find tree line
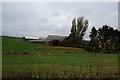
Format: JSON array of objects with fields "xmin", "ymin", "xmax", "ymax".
[
  {"xmin": 89, "ymin": 25, "xmax": 120, "ymax": 52},
  {"xmin": 62, "ymin": 16, "xmax": 120, "ymax": 53}
]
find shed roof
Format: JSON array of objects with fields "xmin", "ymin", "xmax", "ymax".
[
  {"xmin": 46, "ymin": 35, "xmax": 67, "ymax": 41},
  {"xmin": 24, "ymin": 36, "xmax": 40, "ymax": 40},
  {"xmin": 29, "ymin": 40, "xmax": 51, "ymax": 42}
]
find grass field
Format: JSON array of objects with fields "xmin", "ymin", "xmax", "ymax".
[
  {"xmin": 2, "ymin": 36, "xmax": 86, "ymax": 53},
  {"xmin": 2, "ymin": 36, "xmax": 47, "ymax": 52},
  {"xmin": 2, "ymin": 36, "xmax": 118, "ymax": 78}
]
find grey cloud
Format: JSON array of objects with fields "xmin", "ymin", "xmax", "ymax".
[{"xmin": 2, "ymin": 2, "xmax": 118, "ymax": 40}]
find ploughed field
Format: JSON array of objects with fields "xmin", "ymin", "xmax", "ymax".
[{"xmin": 2, "ymin": 36, "xmax": 118, "ymax": 78}]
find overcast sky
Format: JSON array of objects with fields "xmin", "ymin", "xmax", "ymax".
[{"xmin": 2, "ymin": 2, "xmax": 118, "ymax": 40}]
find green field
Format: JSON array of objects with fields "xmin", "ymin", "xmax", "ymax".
[
  {"xmin": 2, "ymin": 36, "xmax": 118, "ymax": 78},
  {"xmin": 2, "ymin": 36, "xmax": 47, "ymax": 52},
  {"xmin": 2, "ymin": 36, "xmax": 86, "ymax": 53}
]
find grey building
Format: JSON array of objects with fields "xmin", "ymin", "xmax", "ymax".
[{"xmin": 23, "ymin": 35, "xmax": 67, "ymax": 46}]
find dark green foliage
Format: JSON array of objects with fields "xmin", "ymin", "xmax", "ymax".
[
  {"xmin": 70, "ymin": 18, "xmax": 77, "ymax": 43},
  {"xmin": 89, "ymin": 25, "xmax": 120, "ymax": 52},
  {"xmin": 71, "ymin": 44, "xmax": 92, "ymax": 52},
  {"xmin": 89, "ymin": 27, "xmax": 99, "ymax": 52},
  {"xmin": 66, "ymin": 17, "xmax": 88, "ymax": 44},
  {"xmin": 51, "ymin": 40, "xmax": 61, "ymax": 46},
  {"xmin": 89, "ymin": 27, "xmax": 97, "ymax": 41},
  {"xmin": 88, "ymin": 39, "xmax": 100, "ymax": 52},
  {"xmin": 76, "ymin": 17, "xmax": 88, "ymax": 40},
  {"xmin": 62, "ymin": 17, "xmax": 89, "ymax": 49}
]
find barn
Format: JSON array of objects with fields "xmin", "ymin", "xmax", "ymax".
[
  {"xmin": 46, "ymin": 35, "xmax": 67, "ymax": 46},
  {"xmin": 23, "ymin": 36, "xmax": 40, "ymax": 41},
  {"xmin": 23, "ymin": 35, "xmax": 67, "ymax": 46},
  {"xmin": 46, "ymin": 35, "xmax": 66, "ymax": 41}
]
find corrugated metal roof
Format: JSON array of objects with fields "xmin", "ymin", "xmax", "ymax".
[
  {"xmin": 29, "ymin": 40, "xmax": 51, "ymax": 42},
  {"xmin": 46, "ymin": 35, "xmax": 67, "ymax": 41},
  {"xmin": 24, "ymin": 36, "xmax": 40, "ymax": 39}
]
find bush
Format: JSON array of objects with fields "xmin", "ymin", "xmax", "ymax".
[
  {"xmin": 61, "ymin": 40, "xmax": 93, "ymax": 52},
  {"xmin": 71, "ymin": 44, "xmax": 93, "ymax": 52}
]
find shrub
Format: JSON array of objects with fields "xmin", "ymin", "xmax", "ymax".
[{"xmin": 71, "ymin": 44, "xmax": 93, "ymax": 52}]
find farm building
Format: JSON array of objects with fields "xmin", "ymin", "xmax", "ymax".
[
  {"xmin": 46, "ymin": 35, "xmax": 67, "ymax": 46},
  {"xmin": 23, "ymin": 35, "xmax": 67, "ymax": 46},
  {"xmin": 28, "ymin": 39, "xmax": 51, "ymax": 44},
  {"xmin": 23, "ymin": 36, "xmax": 47, "ymax": 44},
  {"xmin": 23, "ymin": 36, "xmax": 41, "ymax": 40},
  {"xmin": 46, "ymin": 35, "xmax": 67, "ymax": 41}
]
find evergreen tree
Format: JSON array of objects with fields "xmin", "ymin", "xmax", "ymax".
[
  {"xmin": 89, "ymin": 27, "xmax": 97, "ymax": 41},
  {"xmin": 89, "ymin": 27, "xmax": 99, "ymax": 52},
  {"xmin": 89, "ymin": 25, "xmax": 120, "ymax": 52}
]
